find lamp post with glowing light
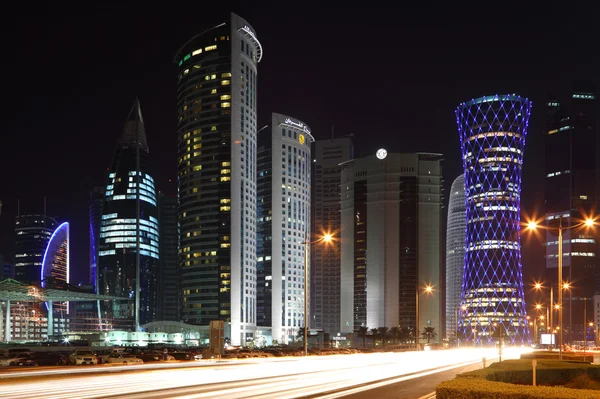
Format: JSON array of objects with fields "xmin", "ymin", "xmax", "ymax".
[
  {"xmin": 416, "ymin": 284, "xmax": 434, "ymax": 351},
  {"xmin": 456, "ymin": 304, "xmax": 467, "ymax": 346},
  {"xmin": 526, "ymin": 217, "xmax": 595, "ymax": 360},
  {"xmin": 302, "ymin": 232, "xmax": 332, "ymax": 356}
]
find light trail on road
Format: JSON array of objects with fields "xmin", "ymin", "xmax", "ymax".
[{"xmin": 0, "ymin": 347, "xmax": 529, "ymax": 399}]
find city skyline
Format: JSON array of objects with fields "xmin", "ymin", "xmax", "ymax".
[{"xmin": 1, "ymin": 3, "xmax": 598, "ymax": 308}]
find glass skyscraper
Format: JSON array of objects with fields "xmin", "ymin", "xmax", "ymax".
[
  {"xmin": 174, "ymin": 13, "xmax": 261, "ymax": 345},
  {"xmin": 98, "ymin": 99, "xmax": 159, "ymax": 330},
  {"xmin": 445, "ymin": 174, "xmax": 465, "ymax": 340},
  {"xmin": 456, "ymin": 94, "xmax": 531, "ymax": 345},
  {"xmin": 15, "ymin": 214, "xmax": 58, "ymax": 284}
]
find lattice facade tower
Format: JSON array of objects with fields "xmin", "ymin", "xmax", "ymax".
[{"xmin": 456, "ymin": 94, "xmax": 531, "ymax": 345}]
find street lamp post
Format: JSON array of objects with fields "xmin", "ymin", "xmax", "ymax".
[
  {"xmin": 302, "ymin": 232, "xmax": 332, "ymax": 357},
  {"xmin": 416, "ymin": 285, "xmax": 433, "ymax": 351},
  {"xmin": 527, "ymin": 216, "xmax": 595, "ymax": 361}
]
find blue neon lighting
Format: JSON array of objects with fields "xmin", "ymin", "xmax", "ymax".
[
  {"xmin": 456, "ymin": 94, "xmax": 532, "ymax": 345},
  {"xmin": 41, "ymin": 222, "xmax": 69, "ymax": 287}
]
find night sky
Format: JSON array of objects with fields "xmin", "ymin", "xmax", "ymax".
[{"xmin": 1, "ymin": 2, "xmax": 598, "ymax": 308}]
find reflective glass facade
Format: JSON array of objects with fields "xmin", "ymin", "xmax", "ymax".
[
  {"xmin": 41, "ymin": 222, "xmax": 69, "ymax": 314},
  {"xmin": 175, "ymin": 13, "xmax": 261, "ymax": 345},
  {"xmin": 456, "ymin": 94, "xmax": 531, "ymax": 344},
  {"xmin": 14, "ymin": 214, "xmax": 58, "ymax": 284},
  {"xmin": 98, "ymin": 100, "xmax": 159, "ymax": 329},
  {"xmin": 445, "ymin": 174, "xmax": 465, "ymax": 339}
]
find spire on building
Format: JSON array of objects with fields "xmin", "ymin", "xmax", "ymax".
[{"xmin": 119, "ymin": 98, "xmax": 149, "ymax": 153}]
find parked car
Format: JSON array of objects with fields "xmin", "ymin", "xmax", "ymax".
[
  {"xmin": 69, "ymin": 349, "xmax": 98, "ymax": 365},
  {"xmin": 167, "ymin": 350, "xmax": 192, "ymax": 360},
  {"xmin": 0, "ymin": 352, "xmax": 34, "ymax": 366},
  {"xmin": 104, "ymin": 353, "xmax": 143, "ymax": 365},
  {"xmin": 143, "ymin": 350, "xmax": 175, "ymax": 361},
  {"xmin": 14, "ymin": 352, "xmax": 67, "ymax": 366}
]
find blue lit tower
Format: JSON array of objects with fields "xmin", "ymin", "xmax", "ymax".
[
  {"xmin": 98, "ymin": 99, "xmax": 159, "ymax": 330},
  {"xmin": 456, "ymin": 94, "xmax": 532, "ymax": 345}
]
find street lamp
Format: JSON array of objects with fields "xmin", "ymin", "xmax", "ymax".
[
  {"xmin": 302, "ymin": 232, "xmax": 333, "ymax": 356},
  {"xmin": 456, "ymin": 305, "xmax": 467, "ymax": 346},
  {"xmin": 416, "ymin": 284, "xmax": 434, "ymax": 351},
  {"xmin": 526, "ymin": 216, "xmax": 596, "ymax": 360}
]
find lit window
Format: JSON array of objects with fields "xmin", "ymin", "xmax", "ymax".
[
  {"xmin": 205, "ymin": 45, "xmax": 217, "ymax": 51},
  {"xmin": 211, "ymin": 89, "xmax": 217, "ymax": 94},
  {"xmin": 211, "ymin": 74, "xmax": 216, "ymax": 79},
  {"xmin": 221, "ymin": 72, "xmax": 232, "ymax": 78},
  {"xmin": 221, "ymin": 169, "xmax": 231, "ymax": 175},
  {"xmin": 221, "ymin": 80, "xmax": 230, "ymax": 86},
  {"xmin": 220, "ymin": 243, "xmax": 231, "ymax": 248},
  {"xmin": 192, "ymin": 49, "xmax": 202, "ymax": 56},
  {"xmin": 220, "ymin": 95, "xmax": 231, "ymax": 100},
  {"xmin": 220, "ymin": 206, "xmax": 231, "ymax": 212},
  {"xmin": 221, "ymin": 102, "xmax": 231, "ymax": 108},
  {"xmin": 193, "ymin": 165, "xmax": 202, "ymax": 171},
  {"xmin": 211, "ymin": 126, "xmax": 217, "ymax": 131},
  {"xmin": 183, "ymin": 69, "xmax": 189, "ymax": 75},
  {"xmin": 220, "ymin": 198, "xmax": 231, "ymax": 204},
  {"xmin": 221, "ymin": 161, "xmax": 231, "ymax": 167},
  {"xmin": 193, "ymin": 144, "xmax": 202, "ymax": 149},
  {"xmin": 220, "ymin": 176, "xmax": 231, "ymax": 182}
]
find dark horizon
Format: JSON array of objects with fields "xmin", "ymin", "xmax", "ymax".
[{"xmin": 1, "ymin": 3, "xmax": 598, "ymax": 307}]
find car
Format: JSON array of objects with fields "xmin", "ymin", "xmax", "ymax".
[
  {"xmin": 14, "ymin": 352, "xmax": 67, "ymax": 366},
  {"xmin": 104, "ymin": 353, "xmax": 143, "ymax": 365},
  {"xmin": 167, "ymin": 350, "xmax": 192, "ymax": 360},
  {"xmin": 143, "ymin": 350, "xmax": 175, "ymax": 361},
  {"xmin": 68, "ymin": 349, "xmax": 98, "ymax": 365},
  {"xmin": 0, "ymin": 352, "xmax": 34, "ymax": 366}
]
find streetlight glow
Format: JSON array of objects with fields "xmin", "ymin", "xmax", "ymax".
[
  {"xmin": 585, "ymin": 219, "xmax": 595, "ymax": 227},
  {"xmin": 322, "ymin": 233, "xmax": 333, "ymax": 243},
  {"xmin": 424, "ymin": 285, "xmax": 433, "ymax": 294},
  {"xmin": 534, "ymin": 282, "xmax": 542, "ymax": 290},
  {"xmin": 563, "ymin": 282, "xmax": 570, "ymax": 290},
  {"xmin": 535, "ymin": 304, "xmax": 542, "ymax": 310},
  {"xmin": 527, "ymin": 221, "xmax": 538, "ymax": 230}
]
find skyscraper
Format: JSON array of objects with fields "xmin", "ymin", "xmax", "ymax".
[
  {"xmin": 544, "ymin": 90, "xmax": 597, "ymax": 342},
  {"xmin": 174, "ymin": 13, "xmax": 261, "ymax": 345},
  {"xmin": 98, "ymin": 100, "xmax": 159, "ymax": 330},
  {"xmin": 89, "ymin": 186, "xmax": 105, "ymax": 290},
  {"xmin": 340, "ymin": 152, "xmax": 443, "ymax": 343},
  {"xmin": 157, "ymin": 193, "xmax": 179, "ymax": 321},
  {"xmin": 456, "ymin": 94, "xmax": 531, "ymax": 345},
  {"xmin": 15, "ymin": 214, "xmax": 58, "ymax": 284},
  {"xmin": 41, "ymin": 222, "xmax": 70, "ymax": 314},
  {"xmin": 257, "ymin": 113, "xmax": 314, "ymax": 344},
  {"xmin": 445, "ymin": 174, "xmax": 466, "ymax": 341},
  {"xmin": 311, "ymin": 137, "xmax": 353, "ymax": 335}
]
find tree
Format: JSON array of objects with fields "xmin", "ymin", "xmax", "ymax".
[
  {"xmin": 370, "ymin": 328, "xmax": 378, "ymax": 347},
  {"xmin": 296, "ymin": 327, "xmax": 306, "ymax": 342},
  {"xmin": 398, "ymin": 327, "xmax": 411, "ymax": 344},
  {"xmin": 421, "ymin": 327, "xmax": 437, "ymax": 344},
  {"xmin": 357, "ymin": 326, "xmax": 369, "ymax": 348},
  {"xmin": 389, "ymin": 327, "xmax": 400, "ymax": 345},
  {"xmin": 377, "ymin": 327, "xmax": 389, "ymax": 347}
]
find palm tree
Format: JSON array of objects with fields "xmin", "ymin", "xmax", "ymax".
[
  {"xmin": 370, "ymin": 327, "xmax": 378, "ymax": 347},
  {"xmin": 357, "ymin": 326, "xmax": 369, "ymax": 348},
  {"xmin": 389, "ymin": 327, "xmax": 400, "ymax": 345},
  {"xmin": 377, "ymin": 327, "xmax": 389, "ymax": 347},
  {"xmin": 296, "ymin": 327, "xmax": 306, "ymax": 342},
  {"xmin": 398, "ymin": 327, "xmax": 411, "ymax": 344},
  {"xmin": 421, "ymin": 327, "xmax": 437, "ymax": 344}
]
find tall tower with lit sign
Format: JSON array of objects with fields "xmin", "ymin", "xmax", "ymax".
[
  {"xmin": 174, "ymin": 13, "xmax": 262, "ymax": 346},
  {"xmin": 256, "ymin": 113, "xmax": 314, "ymax": 344},
  {"xmin": 456, "ymin": 94, "xmax": 531, "ymax": 345}
]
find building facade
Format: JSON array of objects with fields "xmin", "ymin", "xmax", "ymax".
[
  {"xmin": 174, "ymin": 13, "xmax": 261, "ymax": 346},
  {"xmin": 157, "ymin": 194, "xmax": 180, "ymax": 321},
  {"xmin": 89, "ymin": 186, "xmax": 105, "ymax": 290},
  {"xmin": 41, "ymin": 222, "xmax": 70, "ymax": 315},
  {"xmin": 311, "ymin": 137, "xmax": 353, "ymax": 335},
  {"xmin": 339, "ymin": 152, "xmax": 443, "ymax": 343},
  {"xmin": 15, "ymin": 215, "xmax": 58, "ymax": 284},
  {"xmin": 445, "ymin": 174, "xmax": 466, "ymax": 340},
  {"xmin": 544, "ymin": 91, "xmax": 597, "ymax": 343},
  {"xmin": 256, "ymin": 113, "xmax": 314, "ymax": 344},
  {"xmin": 456, "ymin": 94, "xmax": 531, "ymax": 345},
  {"xmin": 98, "ymin": 100, "xmax": 159, "ymax": 330}
]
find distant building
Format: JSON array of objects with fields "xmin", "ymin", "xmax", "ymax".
[
  {"xmin": 41, "ymin": 222, "xmax": 70, "ymax": 315},
  {"xmin": 157, "ymin": 194, "xmax": 179, "ymax": 322},
  {"xmin": 456, "ymin": 94, "xmax": 531, "ymax": 345},
  {"xmin": 15, "ymin": 214, "xmax": 58, "ymax": 284},
  {"xmin": 98, "ymin": 99, "xmax": 159, "ymax": 331},
  {"xmin": 340, "ymin": 152, "xmax": 443, "ymax": 344},
  {"xmin": 89, "ymin": 186, "xmax": 105, "ymax": 290},
  {"xmin": 311, "ymin": 137, "xmax": 353, "ymax": 335},
  {"xmin": 256, "ymin": 113, "xmax": 314, "ymax": 344},
  {"xmin": 544, "ymin": 90, "xmax": 597, "ymax": 343},
  {"xmin": 174, "ymin": 13, "xmax": 262, "ymax": 346},
  {"xmin": 445, "ymin": 174, "xmax": 466, "ymax": 340}
]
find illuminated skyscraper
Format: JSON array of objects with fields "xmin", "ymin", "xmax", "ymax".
[
  {"xmin": 41, "ymin": 222, "xmax": 70, "ymax": 314},
  {"xmin": 340, "ymin": 152, "xmax": 443, "ymax": 343},
  {"xmin": 174, "ymin": 13, "xmax": 261, "ymax": 345},
  {"xmin": 257, "ymin": 113, "xmax": 314, "ymax": 344},
  {"xmin": 311, "ymin": 137, "xmax": 353, "ymax": 336},
  {"xmin": 445, "ymin": 174, "xmax": 465, "ymax": 340},
  {"xmin": 157, "ymin": 193, "xmax": 179, "ymax": 322},
  {"xmin": 544, "ymin": 90, "xmax": 597, "ymax": 343},
  {"xmin": 15, "ymin": 214, "xmax": 58, "ymax": 284},
  {"xmin": 456, "ymin": 94, "xmax": 531, "ymax": 345},
  {"xmin": 98, "ymin": 99, "xmax": 159, "ymax": 330}
]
